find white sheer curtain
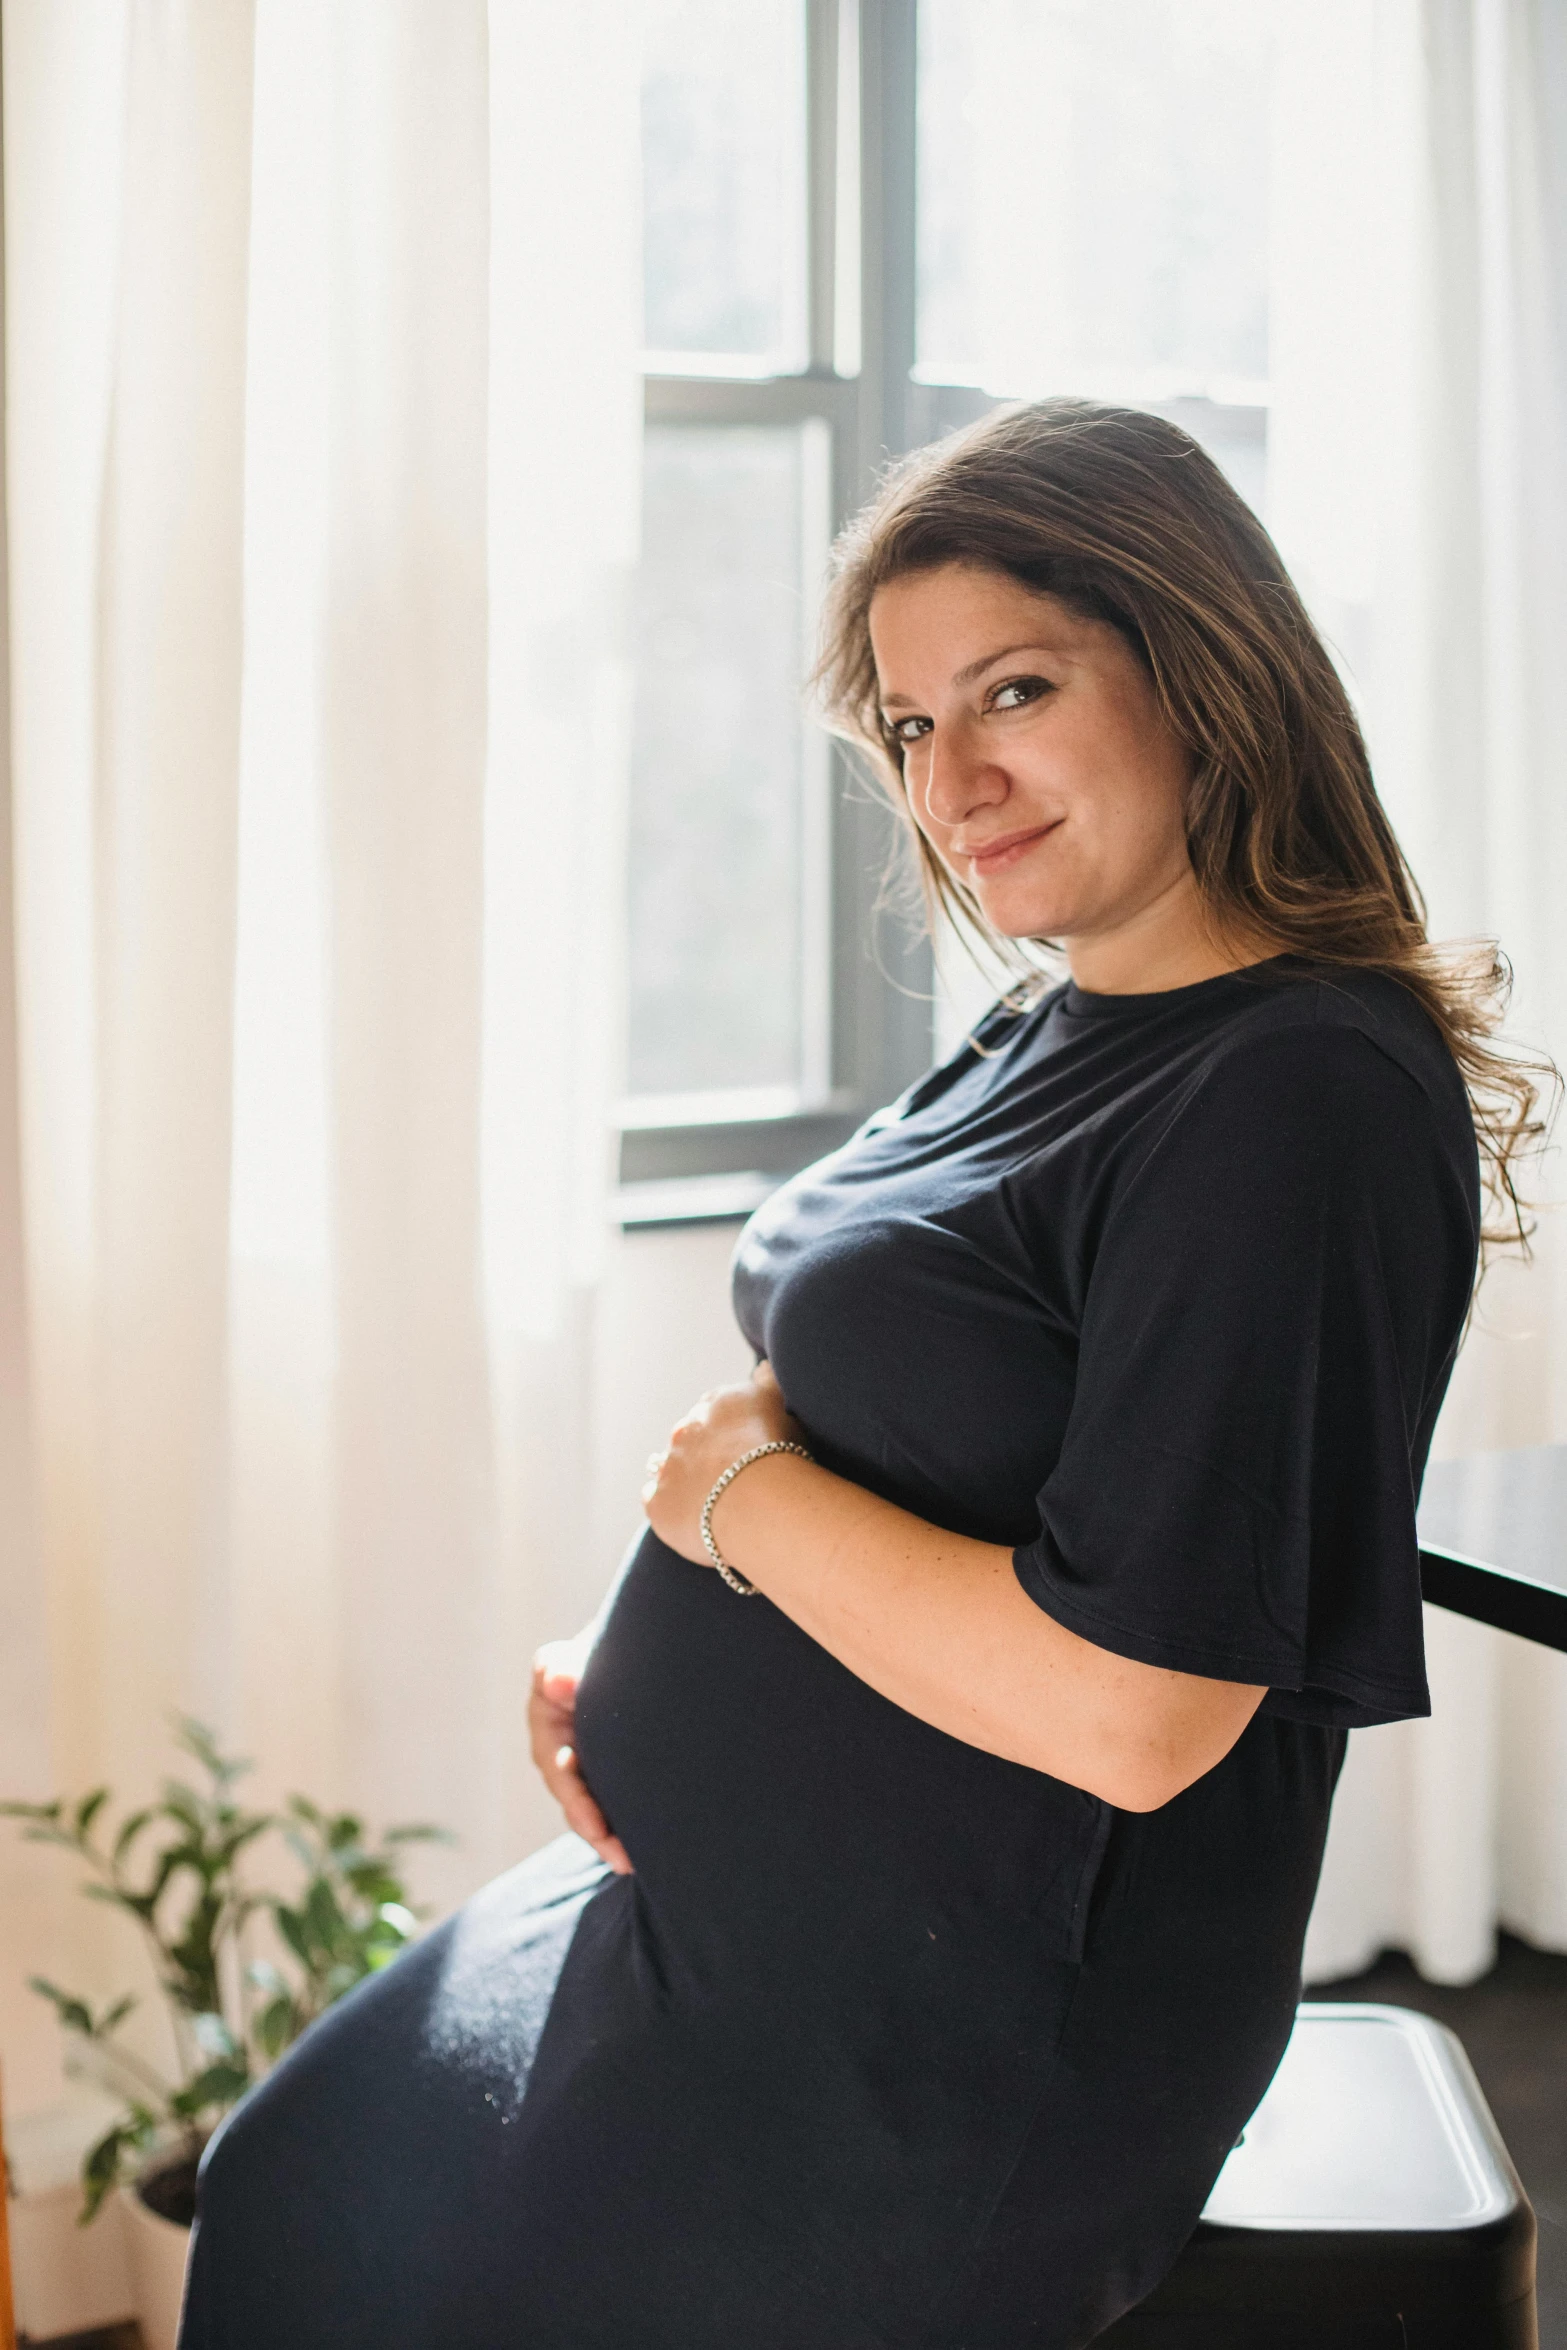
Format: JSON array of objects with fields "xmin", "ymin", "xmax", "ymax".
[
  {"xmin": 0, "ymin": 0, "xmax": 640, "ymax": 2115},
  {"xmin": 1271, "ymin": 0, "xmax": 1567, "ymax": 1983}
]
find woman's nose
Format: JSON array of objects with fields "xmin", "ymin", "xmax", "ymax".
[{"xmin": 921, "ymin": 727, "xmax": 1008, "ymax": 828}]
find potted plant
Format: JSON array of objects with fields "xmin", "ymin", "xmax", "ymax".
[{"xmin": 3, "ymin": 1719, "xmax": 449, "ymax": 2350}]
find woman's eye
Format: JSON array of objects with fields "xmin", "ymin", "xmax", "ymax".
[
  {"xmin": 888, "ymin": 714, "xmax": 932, "ymax": 745},
  {"xmin": 989, "ymin": 675, "xmax": 1050, "ymax": 713}
]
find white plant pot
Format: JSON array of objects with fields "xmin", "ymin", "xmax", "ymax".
[{"xmin": 121, "ymin": 2168, "xmax": 193, "ymax": 2350}]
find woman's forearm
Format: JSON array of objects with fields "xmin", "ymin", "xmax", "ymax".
[{"xmin": 708, "ymin": 1452, "xmax": 1263, "ymax": 1811}]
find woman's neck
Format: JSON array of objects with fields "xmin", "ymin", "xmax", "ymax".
[{"xmin": 1062, "ymin": 876, "xmax": 1272, "ymax": 996}]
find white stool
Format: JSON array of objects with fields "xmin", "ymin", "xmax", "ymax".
[{"xmin": 1097, "ymin": 2004, "xmax": 1537, "ymax": 2348}]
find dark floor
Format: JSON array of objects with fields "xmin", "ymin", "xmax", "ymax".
[
  {"xmin": 31, "ymin": 1937, "xmax": 1567, "ymax": 2348},
  {"xmin": 1314, "ymin": 1932, "xmax": 1567, "ymax": 2348}
]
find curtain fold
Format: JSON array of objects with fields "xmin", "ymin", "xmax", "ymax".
[
  {"xmin": 320, "ymin": 0, "xmax": 500, "ymax": 1891},
  {"xmin": 0, "ymin": 0, "xmax": 640, "ymax": 2110},
  {"xmin": 1272, "ymin": 0, "xmax": 1567, "ymax": 1984}
]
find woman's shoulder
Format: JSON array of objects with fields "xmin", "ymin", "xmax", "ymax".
[
  {"xmin": 1201, "ymin": 962, "xmax": 1474, "ymax": 1147},
  {"xmin": 1095, "ymin": 966, "xmax": 1481, "ymax": 1316},
  {"xmin": 1085, "ymin": 964, "xmax": 1480, "ymax": 1259}
]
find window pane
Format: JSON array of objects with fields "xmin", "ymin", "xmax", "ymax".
[
  {"xmin": 918, "ymin": 0, "xmax": 1271, "ymax": 398},
  {"xmin": 628, "ymin": 425, "xmax": 821, "ymax": 1099},
  {"xmin": 642, "ymin": 0, "xmax": 808, "ymax": 367}
]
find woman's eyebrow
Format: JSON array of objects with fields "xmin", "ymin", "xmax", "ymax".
[
  {"xmin": 879, "ymin": 642, "xmax": 1058, "ymax": 709},
  {"xmin": 950, "ymin": 640, "xmax": 1055, "ymax": 688}
]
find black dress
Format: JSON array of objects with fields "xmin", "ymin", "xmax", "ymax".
[{"xmin": 181, "ymin": 961, "xmax": 1480, "ymax": 2350}]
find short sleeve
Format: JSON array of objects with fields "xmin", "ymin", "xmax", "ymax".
[{"xmin": 1011, "ymin": 1015, "xmax": 1479, "ymax": 1728}]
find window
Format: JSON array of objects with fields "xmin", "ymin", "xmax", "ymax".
[
  {"xmin": 621, "ymin": 0, "xmax": 931, "ymax": 1222},
  {"xmin": 916, "ymin": 0, "xmax": 1271, "ymax": 509},
  {"xmin": 620, "ymin": 0, "xmax": 1273, "ymax": 1224},
  {"xmin": 630, "ymin": 420, "xmax": 831, "ymax": 1107}
]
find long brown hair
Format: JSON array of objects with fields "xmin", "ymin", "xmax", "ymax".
[{"xmin": 815, "ymin": 398, "xmax": 1554, "ymax": 1260}]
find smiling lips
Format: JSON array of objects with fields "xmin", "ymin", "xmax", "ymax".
[{"xmin": 957, "ymin": 820, "xmax": 1061, "ymax": 875}]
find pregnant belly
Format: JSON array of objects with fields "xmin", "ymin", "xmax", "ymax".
[{"xmin": 571, "ymin": 1529, "xmax": 1109, "ymax": 1995}]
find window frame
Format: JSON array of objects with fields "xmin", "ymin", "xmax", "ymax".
[{"xmin": 617, "ymin": 0, "xmax": 933, "ymax": 1228}]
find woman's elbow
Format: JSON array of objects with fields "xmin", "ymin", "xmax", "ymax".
[
  {"xmin": 1072, "ymin": 1683, "xmax": 1269, "ymax": 1814},
  {"xmin": 1094, "ymin": 1756, "xmax": 1197, "ymax": 1814},
  {"xmin": 1077, "ymin": 1753, "xmax": 1188, "ymax": 1813}
]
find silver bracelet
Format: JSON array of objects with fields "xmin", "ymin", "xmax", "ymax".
[{"xmin": 700, "ymin": 1440, "xmax": 814, "ymax": 1595}]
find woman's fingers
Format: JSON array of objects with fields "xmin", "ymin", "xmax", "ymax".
[
  {"xmin": 528, "ymin": 1641, "xmax": 632, "ymax": 1874},
  {"xmin": 550, "ymin": 1746, "xmax": 633, "ymax": 1875},
  {"xmin": 534, "ymin": 1633, "xmax": 590, "ymax": 1691}
]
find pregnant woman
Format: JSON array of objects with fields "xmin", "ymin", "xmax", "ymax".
[{"xmin": 182, "ymin": 401, "xmax": 1534, "ymax": 2349}]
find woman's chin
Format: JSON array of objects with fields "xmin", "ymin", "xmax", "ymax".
[{"xmin": 971, "ymin": 886, "xmax": 1074, "ymax": 942}]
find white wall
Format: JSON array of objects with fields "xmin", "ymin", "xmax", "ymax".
[{"xmin": 583, "ymin": 1217, "xmax": 757, "ymax": 1623}]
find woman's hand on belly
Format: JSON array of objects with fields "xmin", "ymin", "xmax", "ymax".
[
  {"xmin": 642, "ymin": 1361, "xmax": 801, "ymax": 1562},
  {"xmin": 529, "ymin": 1631, "xmax": 633, "ymax": 1874}
]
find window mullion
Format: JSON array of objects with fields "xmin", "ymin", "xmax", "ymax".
[
  {"xmin": 643, "ymin": 374, "xmax": 855, "ymax": 429},
  {"xmin": 855, "ymin": 0, "xmax": 918, "ymax": 490},
  {"xmin": 828, "ymin": 0, "xmax": 930, "ymax": 1122},
  {"xmin": 805, "ymin": 1, "xmax": 840, "ymax": 374}
]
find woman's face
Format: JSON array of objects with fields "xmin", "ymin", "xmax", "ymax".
[{"xmin": 868, "ymin": 562, "xmax": 1210, "ymax": 986}]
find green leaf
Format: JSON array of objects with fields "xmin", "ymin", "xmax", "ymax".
[
  {"xmin": 344, "ymin": 1866, "xmax": 400, "ymax": 1907},
  {"xmin": 274, "ymin": 1904, "xmax": 311, "ymax": 1967},
  {"xmin": 163, "ymin": 1886, "xmax": 226, "ymax": 2014},
  {"xmin": 255, "ymin": 1992, "xmax": 298, "ymax": 2061},
  {"xmin": 215, "ymin": 1817, "xmax": 272, "ymax": 1867},
  {"xmin": 159, "ymin": 1785, "xmax": 206, "ymax": 1835},
  {"xmin": 176, "ymin": 1714, "xmax": 252, "ymax": 1787},
  {"xmin": 81, "ymin": 1881, "xmax": 150, "ymax": 1922},
  {"xmin": 29, "ymin": 1977, "xmax": 96, "ymax": 2036},
  {"xmin": 78, "ymin": 2107, "xmax": 158, "ymax": 2225},
  {"xmin": 385, "ymin": 1823, "xmax": 454, "ymax": 1845},
  {"xmin": 169, "ymin": 2059, "xmax": 248, "ymax": 2116},
  {"xmin": 304, "ymin": 1876, "xmax": 348, "ymax": 1953},
  {"xmin": 0, "ymin": 1798, "xmax": 62, "ymax": 1824},
  {"xmin": 101, "ymin": 1994, "xmax": 139, "ymax": 2034},
  {"xmin": 134, "ymin": 1846, "xmax": 187, "ymax": 1915},
  {"xmin": 112, "ymin": 1807, "xmax": 155, "ymax": 1863},
  {"xmin": 21, "ymin": 1823, "xmax": 81, "ymax": 1851},
  {"xmin": 80, "ymin": 2125, "xmax": 131, "ymax": 2223},
  {"xmin": 281, "ymin": 1826, "xmax": 317, "ymax": 1874},
  {"xmin": 74, "ymin": 1787, "xmax": 110, "ymax": 1839}
]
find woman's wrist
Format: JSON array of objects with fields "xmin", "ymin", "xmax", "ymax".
[{"xmin": 706, "ymin": 1444, "xmax": 819, "ymax": 1589}]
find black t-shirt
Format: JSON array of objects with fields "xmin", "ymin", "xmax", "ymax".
[{"xmin": 736, "ymin": 958, "xmax": 1480, "ymax": 1729}]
